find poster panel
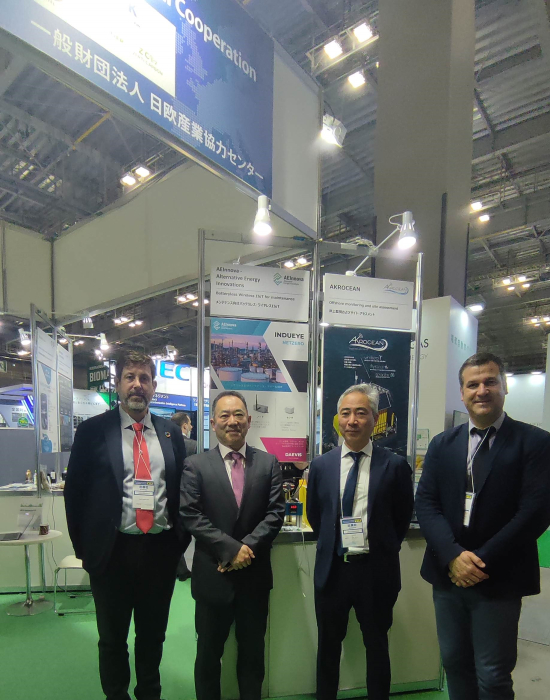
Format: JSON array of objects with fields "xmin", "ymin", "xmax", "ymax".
[
  {"xmin": 209, "ymin": 318, "xmax": 308, "ymax": 461},
  {"xmin": 210, "ymin": 265, "xmax": 310, "ymax": 322},
  {"xmin": 1, "ymin": 0, "xmax": 274, "ymax": 195},
  {"xmin": 323, "ymin": 273, "xmax": 414, "ymax": 330},
  {"xmin": 35, "ymin": 327, "xmax": 59, "ymax": 453},
  {"xmin": 321, "ymin": 326, "xmax": 411, "ymax": 458},
  {"xmin": 57, "ymin": 344, "xmax": 74, "ymax": 452}
]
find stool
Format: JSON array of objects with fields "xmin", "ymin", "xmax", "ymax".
[{"xmin": 54, "ymin": 555, "xmax": 94, "ymax": 616}]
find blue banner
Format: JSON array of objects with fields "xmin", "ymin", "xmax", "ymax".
[{"xmin": 1, "ymin": 0, "xmax": 273, "ymax": 195}]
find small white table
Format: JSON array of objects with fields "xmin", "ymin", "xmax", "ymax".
[{"xmin": 0, "ymin": 530, "xmax": 62, "ymax": 616}]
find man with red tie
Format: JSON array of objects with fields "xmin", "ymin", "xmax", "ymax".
[
  {"xmin": 65, "ymin": 350, "xmax": 187, "ymax": 700},
  {"xmin": 180, "ymin": 390, "xmax": 284, "ymax": 700}
]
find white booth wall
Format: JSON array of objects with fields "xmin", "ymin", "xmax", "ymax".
[{"xmin": 505, "ymin": 373, "xmax": 546, "ymax": 428}]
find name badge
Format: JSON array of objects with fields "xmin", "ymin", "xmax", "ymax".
[
  {"xmin": 463, "ymin": 491, "xmax": 475, "ymax": 527},
  {"xmin": 341, "ymin": 517, "xmax": 365, "ymax": 548},
  {"xmin": 133, "ymin": 479, "xmax": 155, "ymax": 510}
]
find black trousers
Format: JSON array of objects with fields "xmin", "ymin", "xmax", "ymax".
[
  {"xmin": 314, "ymin": 554, "xmax": 399, "ymax": 700},
  {"xmin": 433, "ymin": 586, "xmax": 522, "ymax": 700},
  {"xmin": 89, "ymin": 530, "xmax": 181, "ymax": 700},
  {"xmin": 194, "ymin": 588, "xmax": 270, "ymax": 700}
]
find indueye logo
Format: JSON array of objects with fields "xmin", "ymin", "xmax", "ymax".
[
  {"xmin": 349, "ymin": 334, "xmax": 389, "ymax": 352},
  {"xmin": 273, "ymin": 273, "xmax": 283, "ymax": 286},
  {"xmin": 383, "ymin": 283, "xmax": 409, "ymax": 296}
]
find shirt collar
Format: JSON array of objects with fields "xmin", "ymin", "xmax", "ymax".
[
  {"xmin": 342, "ymin": 440, "xmax": 373, "ymax": 459},
  {"xmin": 218, "ymin": 442, "xmax": 247, "ymax": 460},
  {"xmin": 119, "ymin": 405, "xmax": 153, "ymax": 430},
  {"xmin": 468, "ymin": 411, "xmax": 506, "ymax": 435}
]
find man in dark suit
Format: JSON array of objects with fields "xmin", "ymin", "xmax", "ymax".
[
  {"xmin": 65, "ymin": 350, "xmax": 187, "ymax": 700},
  {"xmin": 171, "ymin": 411, "xmax": 198, "ymax": 456},
  {"xmin": 307, "ymin": 383, "xmax": 414, "ymax": 700},
  {"xmin": 180, "ymin": 390, "xmax": 284, "ymax": 700},
  {"xmin": 416, "ymin": 352, "xmax": 550, "ymax": 700}
]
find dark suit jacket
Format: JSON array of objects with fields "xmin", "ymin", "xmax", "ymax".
[
  {"xmin": 415, "ymin": 415, "xmax": 550, "ymax": 597},
  {"xmin": 64, "ymin": 408, "xmax": 187, "ymax": 575},
  {"xmin": 307, "ymin": 444, "xmax": 414, "ymax": 592},
  {"xmin": 179, "ymin": 445, "xmax": 285, "ymax": 605},
  {"xmin": 183, "ymin": 436, "xmax": 198, "ymax": 456}
]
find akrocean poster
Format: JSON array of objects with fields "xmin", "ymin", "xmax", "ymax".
[
  {"xmin": 210, "ymin": 317, "xmax": 308, "ymax": 461},
  {"xmin": 321, "ymin": 326, "xmax": 411, "ymax": 458}
]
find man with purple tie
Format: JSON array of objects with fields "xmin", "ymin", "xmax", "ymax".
[{"xmin": 180, "ymin": 390, "xmax": 284, "ymax": 700}]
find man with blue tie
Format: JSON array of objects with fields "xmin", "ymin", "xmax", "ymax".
[
  {"xmin": 307, "ymin": 383, "xmax": 414, "ymax": 700},
  {"xmin": 416, "ymin": 352, "xmax": 550, "ymax": 700}
]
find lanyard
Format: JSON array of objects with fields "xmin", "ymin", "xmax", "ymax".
[{"xmin": 133, "ymin": 426, "xmax": 152, "ymax": 481}]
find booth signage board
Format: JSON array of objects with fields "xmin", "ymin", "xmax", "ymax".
[
  {"xmin": 210, "ymin": 265, "xmax": 310, "ymax": 322},
  {"xmin": 35, "ymin": 327, "xmax": 59, "ymax": 453},
  {"xmin": 321, "ymin": 326, "xmax": 411, "ymax": 458},
  {"xmin": 57, "ymin": 344, "xmax": 74, "ymax": 452},
  {"xmin": 1, "ymin": 0, "xmax": 274, "ymax": 195},
  {"xmin": 323, "ymin": 274, "xmax": 414, "ymax": 330},
  {"xmin": 87, "ymin": 363, "xmax": 110, "ymax": 389},
  {"xmin": 210, "ymin": 317, "xmax": 309, "ymax": 461}
]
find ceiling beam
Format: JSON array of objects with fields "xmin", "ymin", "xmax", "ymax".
[
  {"xmin": 0, "ymin": 171, "xmax": 93, "ymax": 216},
  {"xmin": 470, "ymin": 193, "xmax": 550, "ymax": 239},
  {"xmin": 0, "ymin": 97, "xmax": 122, "ymax": 173},
  {"xmin": 475, "ymin": 45, "xmax": 542, "ymax": 82},
  {"xmin": 472, "ymin": 112, "xmax": 550, "ymax": 163}
]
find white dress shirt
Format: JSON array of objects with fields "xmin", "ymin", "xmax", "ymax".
[
  {"xmin": 218, "ymin": 442, "xmax": 247, "ymax": 486},
  {"xmin": 340, "ymin": 440, "xmax": 373, "ymax": 554},
  {"xmin": 119, "ymin": 406, "xmax": 170, "ymax": 534}
]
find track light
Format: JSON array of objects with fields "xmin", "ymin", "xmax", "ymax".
[
  {"xmin": 321, "ymin": 115, "xmax": 347, "ymax": 147},
  {"xmin": 253, "ymin": 195, "xmax": 272, "ymax": 236}
]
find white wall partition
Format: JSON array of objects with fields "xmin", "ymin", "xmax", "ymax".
[{"xmin": 505, "ymin": 373, "xmax": 546, "ymax": 428}]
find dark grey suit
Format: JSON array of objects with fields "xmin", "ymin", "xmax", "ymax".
[{"xmin": 180, "ymin": 444, "xmax": 284, "ymax": 700}]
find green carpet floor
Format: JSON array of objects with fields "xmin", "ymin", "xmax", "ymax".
[
  {"xmin": 538, "ymin": 530, "xmax": 550, "ymax": 569},
  {"xmin": 0, "ymin": 580, "xmax": 447, "ymax": 700}
]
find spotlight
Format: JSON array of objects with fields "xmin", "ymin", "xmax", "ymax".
[
  {"xmin": 192, "ymin": 301, "xmax": 199, "ymax": 307},
  {"xmin": 479, "ymin": 214, "xmax": 490, "ymax": 223},
  {"xmin": 284, "ymin": 260, "xmax": 295, "ymax": 269},
  {"xmin": 121, "ymin": 173, "xmax": 136, "ymax": 187},
  {"xmin": 522, "ymin": 283, "xmax": 531, "ymax": 289},
  {"xmin": 320, "ymin": 322, "xmax": 330, "ymax": 327},
  {"xmin": 397, "ymin": 211, "xmax": 417, "ymax": 250},
  {"xmin": 531, "ymin": 370, "xmax": 543, "ymax": 375},
  {"xmin": 18, "ymin": 329, "xmax": 31, "ymax": 346},
  {"xmin": 114, "ymin": 318, "xmax": 122, "ymax": 324},
  {"xmin": 99, "ymin": 333, "xmax": 109, "ymax": 351},
  {"xmin": 253, "ymin": 195, "xmax": 272, "ymax": 236},
  {"xmin": 321, "ymin": 115, "xmax": 347, "ymax": 147},
  {"xmin": 353, "ymin": 22, "xmax": 374, "ymax": 42},
  {"xmin": 507, "ymin": 286, "xmax": 515, "ymax": 291},
  {"xmin": 348, "ymin": 71, "xmax": 366, "ymax": 88},
  {"xmin": 186, "ymin": 293, "xmax": 197, "ymax": 300},
  {"xmin": 83, "ymin": 317, "xmax": 94, "ymax": 329},
  {"xmin": 129, "ymin": 322, "xmax": 136, "ymax": 328},
  {"xmin": 506, "ymin": 373, "xmax": 514, "ymax": 377},
  {"xmin": 502, "ymin": 278, "xmax": 511, "ymax": 286},
  {"xmin": 134, "ymin": 165, "xmax": 151, "ymax": 178},
  {"xmin": 59, "ymin": 337, "xmax": 68, "ymax": 344},
  {"xmin": 324, "ymin": 39, "xmax": 343, "ymax": 59},
  {"xmin": 531, "ymin": 317, "xmax": 539, "ymax": 324},
  {"xmin": 471, "ymin": 201, "xmax": 483, "ymax": 211},
  {"xmin": 297, "ymin": 257, "xmax": 308, "ymax": 265},
  {"xmin": 543, "ymin": 317, "xmax": 550, "ymax": 322},
  {"xmin": 134, "ymin": 320, "xmax": 143, "ymax": 326},
  {"xmin": 17, "ymin": 349, "xmax": 30, "ymax": 356},
  {"xmin": 518, "ymin": 275, "xmax": 527, "ymax": 282},
  {"xmin": 467, "ymin": 303, "xmax": 484, "ymax": 313}
]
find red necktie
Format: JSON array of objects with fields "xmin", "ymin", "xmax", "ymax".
[
  {"xmin": 230, "ymin": 452, "xmax": 245, "ymax": 507},
  {"xmin": 133, "ymin": 423, "xmax": 154, "ymax": 534}
]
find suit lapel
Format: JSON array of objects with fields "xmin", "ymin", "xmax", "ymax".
[
  {"xmin": 474, "ymin": 415, "xmax": 512, "ymax": 495},
  {"xmin": 330, "ymin": 447, "xmax": 342, "ymax": 517},
  {"xmin": 211, "ymin": 446, "xmax": 239, "ymax": 517},
  {"xmin": 151, "ymin": 414, "xmax": 175, "ymax": 495},
  {"xmin": 105, "ymin": 408, "xmax": 124, "ymax": 497},
  {"xmin": 367, "ymin": 446, "xmax": 388, "ymax": 525}
]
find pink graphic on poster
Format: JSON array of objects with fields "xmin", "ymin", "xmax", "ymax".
[{"xmin": 260, "ymin": 437, "xmax": 308, "ymax": 462}]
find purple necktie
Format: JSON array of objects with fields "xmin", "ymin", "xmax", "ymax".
[{"xmin": 230, "ymin": 451, "xmax": 245, "ymax": 507}]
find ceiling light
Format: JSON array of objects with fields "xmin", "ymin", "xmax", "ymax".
[
  {"xmin": 114, "ymin": 318, "xmax": 122, "ymax": 324},
  {"xmin": 186, "ymin": 293, "xmax": 196, "ymax": 300},
  {"xmin": 535, "ymin": 323, "xmax": 541, "ymax": 327},
  {"xmin": 324, "ymin": 39, "xmax": 343, "ymax": 59},
  {"xmin": 522, "ymin": 283, "xmax": 531, "ymax": 289},
  {"xmin": 134, "ymin": 165, "xmax": 150, "ymax": 178},
  {"xmin": 120, "ymin": 316, "xmax": 129, "ymax": 323},
  {"xmin": 134, "ymin": 319, "xmax": 143, "ymax": 326},
  {"xmin": 544, "ymin": 317, "xmax": 550, "ymax": 322},
  {"xmin": 83, "ymin": 317, "xmax": 94, "ymax": 329},
  {"xmin": 284, "ymin": 260, "xmax": 295, "ymax": 268},
  {"xmin": 479, "ymin": 214, "xmax": 490, "ymax": 223},
  {"xmin": 518, "ymin": 275, "xmax": 527, "ymax": 282},
  {"xmin": 471, "ymin": 201, "xmax": 483, "ymax": 211},
  {"xmin": 192, "ymin": 301, "xmax": 199, "ymax": 307},
  {"xmin": 99, "ymin": 333, "xmax": 109, "ymax": 351},
  {"xmin": 531, "ymin": 317, "xmax": 539, "ymax": 324},
  {"xmin": 502, "ymin": 278, "xmax": 511, "ymax": 286},
  {"xmin": 59, "ymin": 337, "xmax": 68, "ymax": 344},
  {"xmin": 17, "ymin": 349, "xmax": 30, "ymax": 356},
  {"xmin": 375, "ymin": 61, "xmax": 380, "ymax": 68},
  {"xmin": 397, "ymin": 210, "xmax": 417, "ymax": 250},
  {"xmin": 353, "ymin": 22, "xmax": 374, "ymax": 42},
  {"xmin": 204, "ymin": 299, "xmax": 209, "ymax": 305},
  {"xmin": 18, "ymin": 329, "xmax": 31, "ymax": 346},
  {"xmin": 177, "ymin": 296, "xmax": 186, "ymax": 303},
  {"xmin": 297, "ymin": 257, "xmax": 308, "ymax": 265},
  {"xmin": 507, "ymin": 286, "xmax": 515, "ymax": 291},
  {"xmin": 74, "ymin": 340, "xmax": 84, "ymax": 346},
  {"xmin": 320, "ymin": 322, "xmax": 330, "ymax": 327},
  {"xmin": 531, "ymin": 370, "xmax": 543, "ymax": 375},
  {"xmin": 467, "ymin": 303, "xmax": 484, "ymax": 313},
  {"xmin": 129, "ymin": 322, "xmax": 136, "ymax": 328},
  {"xmin": 506, "ymin": 372, "xmax": 514, "ymax": 377},
  {"xmin": 348, "ymin": 71, "xmax": 366, "ymax": 88},
  {"xmin": 321, "ymin": 114, "xmax": 347, "ymax": 147},
  {"xmin": 253, "ymin": 194, "xmax": 272, "ymax": 236},
  {"xmin": 121, "ymin": 173, "xmax": 136, "ymax": 187}
]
